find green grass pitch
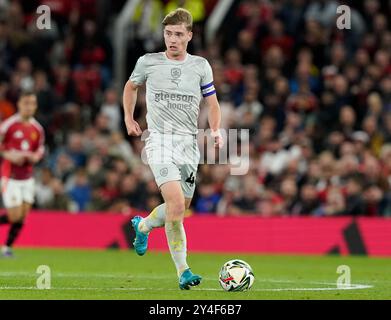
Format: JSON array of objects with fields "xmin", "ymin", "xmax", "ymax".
[{"xmin": 0, "ymin": 248, "xmax": 390, "ymax": 300}]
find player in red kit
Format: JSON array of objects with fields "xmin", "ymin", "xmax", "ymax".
[{"xmin": 0, "ymin": 91, "xmax": 45, "ymax": 257}]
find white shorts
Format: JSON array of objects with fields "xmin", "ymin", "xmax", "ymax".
[
  {"xmin": 1, "ymin": 178, "xmax": 35, "ymax": 208},
  {"xmin": 145, "ymin": 132, "xmax": 200, "ymax": 198}
]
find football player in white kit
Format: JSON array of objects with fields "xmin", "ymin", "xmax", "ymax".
[{"xmin": 123, "ymin": 8, "xmax": 223, "ymax": 290}]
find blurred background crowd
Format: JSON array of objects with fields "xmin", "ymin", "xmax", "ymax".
[{"xmin": 0, "ymin": 0, "xmax": 390, "ymax": 217}]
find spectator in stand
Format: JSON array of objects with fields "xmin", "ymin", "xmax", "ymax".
[
  {"xmin": 304, "ymin": 0, "xmax": 339, "ymax": 27},
  {"xmin": 224, "ymin": 48, "xmax": 244, "ymax": 90},
  {"xmin": 94, "ymin": 112, "xmax": 112, "ymax": 135},
  {"xmin": 379, "ymin": 145, "xmax": 391, "ymax": 216},
  {"xmin": 293, "ymin": 183, "xmax": 320, "ymax": 215},
  {"xmin": 96, "ymin": 170, "xmax": 121, "ymax": 209},
  {"xmin": 0, "ymin": 18, "xmax": 14, "ymax": 75},
  {"xmin": 254, "ymin": 115, "xmax": 276, "ymax": 153},
  {"xmin": 231, "ymin": 175, "xmax": 261, "ymax": 214},
  {"xmin": 68, "ymin": 168, "xmax": 91, "ymax": 212},
  {"xmin": 54, "ymin": 132, "xmax": 87, "ymax": 168},
  {"xmin": 85, "ymin": 153, "xmax": 106, "ymax": 189},
  {"xmin": 328, "ymin": 44, "xmax": 347, "ymax": 73},
  {"xmin": 261, "ymin": 18, "xmax": 294, "ymax": 60},
  {"xmin": 338, "ymin": 154, "xmax": 360, "ymax": 184},
  {"xmin": 235, "ymin": 0, "xmax": 273, "ymax": 35},
  {"xmin": 235, "ymin": 88, "xmax": 263, "ymax": 133},
  {"xmin": 15, "ymin": 56, "xmax": 34, "ymax": 91},
  {"xmin": 35, "ymin": 168, "xmax": 55, "ymax": 209},
  {"xmin": 314, "ymin": 186, "xmax": 346, "ymax": 216},
  {"xmin": 236, "ymin": 29, "xmax": 259, "ymax": 65},
  {"xmin": 194, "ymin": 180, "xmax": 221, "ymax": 214},
  {"xmin": 52, "ymin": 63, "xmax": 76, "ymax": 105},
  {"xmin": 216, "ymin": 177, "xmax": 241, "ymax": 216},
  {"xmin": 383, "ymin": 112, "xmax": 391, "ymax": 143},
  {"xmin": 343, "ymin": 174, "xmax": 366, "ymax": 216},
  {"xmin": 34, "ymin": 70, "xmax": 55, "ymax": 129},
  {"xmin": 0, "ymin": 79, "xmax": 15, "ymax": 120},
  {"xmin": 42, "ymin": 178, "xmax": 72, "ymax": 211},
  {"xmin": 100, "ymin": 88, "xmax": 121, "ymax": 132},
  {"xmin": 280, "ymin": 177, "xmax": 299, "ymax": 213},
  {"xmin": 258, "ymin": 188, "xmax": 285, "ymax": 217},
  {"xmin": 52, "ymin": 152, "xmax": 75, "ymax": 182},
  {"xmin": 362, "ymin": 115, "xmax": 384, "ymax": 156},
  {"xmin": 363, "ymin": 183, "xmax": 385, "ymax": 217},
  {"xmin": 118, "ymin": 174, "xmax": 147, "ymax": 210},
  {"xmin": 379, "ymin": 76, "xmax": 391, "ymax": 112},
  {"xmin": 337, "ymin": 105, "xmax": 358, "ymax": 138},
  {"xmin": 108, "ymin": 132, "xmax": 135, "ymax": 167}
]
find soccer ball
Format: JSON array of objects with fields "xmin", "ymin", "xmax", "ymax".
[{"xmin": 219, "ymin": 259, "xmax": 255, "ymax": 292}]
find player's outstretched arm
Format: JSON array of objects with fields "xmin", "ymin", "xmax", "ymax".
[
  {"xmin": 205, "ymin": 94, "xmax": 223, "ymax": 149},
  {"xmin": 123, "ymin": 80, "xmax": 142, "ymax": 136}
]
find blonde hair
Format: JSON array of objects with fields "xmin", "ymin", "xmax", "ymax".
[{"xmin": 162, "ymin": 8, "xmax": 193, "ymax": 31}]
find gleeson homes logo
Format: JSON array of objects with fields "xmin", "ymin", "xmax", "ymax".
[{"xmin": 154, "ymin": 91, "xmax": 194, "ymax": 111}]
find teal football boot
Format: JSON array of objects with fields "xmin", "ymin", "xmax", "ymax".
[
  {"xmin": 179, "ymin": 269, "xmax": 202, "ymax": 290},
  {"xmin": 131, "ymin": 216, "xmax": 149, "ymax": 256}
]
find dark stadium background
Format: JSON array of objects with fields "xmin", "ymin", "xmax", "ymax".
[{"xmin": 0, "ymin": 0, "xmax": 391, "ymax": 255}]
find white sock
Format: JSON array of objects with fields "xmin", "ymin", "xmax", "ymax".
[
  {"xmin": 165, "ymin": 221, "xmax": 189, "ymax": 278},
  {"xmin": 138, "ymin": 204, "xmax": 166, "ymax": 234}
]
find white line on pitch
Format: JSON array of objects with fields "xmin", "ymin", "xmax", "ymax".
[
  {"xmin": 0, "ymin": 272, "xmax": 359, "ymax": 283},
  {"xmin": 0, "ymin": 272, "xmax": 376, "ymax": 289}
]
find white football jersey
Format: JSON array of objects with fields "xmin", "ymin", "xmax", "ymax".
[{"xmin": 130, "ymin": 52, "xmax": 216, "ymax": 135}]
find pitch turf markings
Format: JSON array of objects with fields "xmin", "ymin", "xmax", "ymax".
[
  {"xmin": 0, "ymin": 272, "xmax": 374, "ymax": 282},
  {"xmin": 0, "ymin": 271, "xmax": 374, "ymax": 292},
  {"xmin": 0, "ymin": 283, "xmax": 373, "ymax": 292}
]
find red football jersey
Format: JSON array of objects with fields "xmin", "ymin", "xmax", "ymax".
[{"xmin": 0, "ymin": 114, "xmax": 45, "ymax": 180}]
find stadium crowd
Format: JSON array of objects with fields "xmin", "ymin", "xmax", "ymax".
[{"xmin": 0, "ymin": 0, "xmax": 390, "ymax": 216}]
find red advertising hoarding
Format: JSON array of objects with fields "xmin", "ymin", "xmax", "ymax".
[{"xmin": 1, "ymin": 211, "xmax": 390, "ymax": 256}]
